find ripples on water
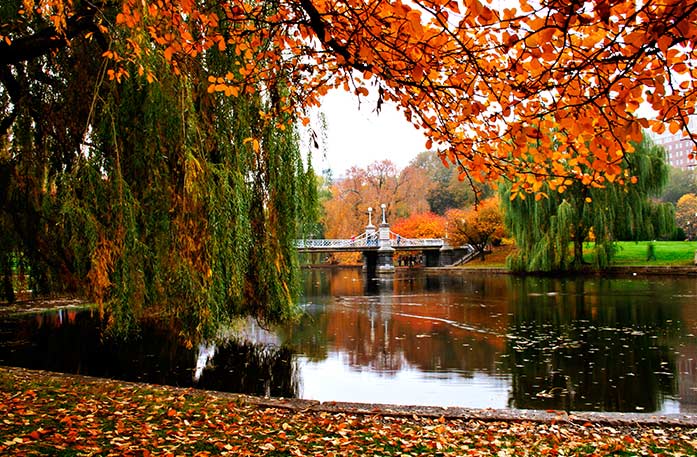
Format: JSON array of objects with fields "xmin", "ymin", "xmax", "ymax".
[{"xmin": 0, "ymin": 268, "xmax": 696, "ymax": 413}]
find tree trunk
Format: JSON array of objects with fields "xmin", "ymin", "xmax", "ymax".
[
  {"xmin": 1, "ymin": 253, "xmax": 15, "ymax": 303},
  {"xmin": 573, "ymin": 238, "xmax": 584, "ymax": 268}
]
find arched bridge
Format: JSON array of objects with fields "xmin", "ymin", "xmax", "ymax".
[
  {"xmin": 295, "ymin": 231, "xmax": 444, "ymax": 252},
  {"xmin": 295, "ymin": 205, "xmax": 474, "ymax": 273}
]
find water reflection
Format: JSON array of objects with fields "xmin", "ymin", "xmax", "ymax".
[
  {"xmin": 293, "ymin": 268, "xmax": 696, "ymax": 412},
  {"xmin": 1, "ymin": 268, "xmax": 696, "ymax": 412},
  {"xmin": 0, "ymin": 311, "xmax": 298, "ymax": 399},
  {"xmin": 505, "ymin": 277, "xmax": 683, "ymax": 412}
]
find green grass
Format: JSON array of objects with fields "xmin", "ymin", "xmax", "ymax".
[{"xmin": 585, "ymin": 241, "xmax": 697, "ymax": 266}]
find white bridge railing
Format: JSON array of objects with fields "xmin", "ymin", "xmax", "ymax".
[
  {"xmin": 295, "ymin": 231, "xmax": 444, "ymax": 250},
  {"xmin": 389, "ymin": 231, "xmax": 444, "ymax": 248}
]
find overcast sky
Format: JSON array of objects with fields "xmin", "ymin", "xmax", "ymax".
[{"xmin": 310, "ymin": 89, "xmax": 430, "ymax": 177}]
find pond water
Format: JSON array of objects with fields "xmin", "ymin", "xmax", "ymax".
[{"xmin": 1, "ymin": 268, "xmax": 696, "ymax": 413}]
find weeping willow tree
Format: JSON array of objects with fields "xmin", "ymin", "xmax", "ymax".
[
  {"xmin": 0, "ymin": 1, "xmax": 317, "ymax": 341},
  {"xmin": 502, "ymin": 134, "xmax": 675, "ymax": 273}
]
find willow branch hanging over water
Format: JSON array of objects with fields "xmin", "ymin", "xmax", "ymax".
[
  {"xmin": 501, "ymin": 134, "xmax": 675, "ymax": 273},
  {"xmin": 0, "ymin": 1, "xmax": 318, "ymax": 342}
]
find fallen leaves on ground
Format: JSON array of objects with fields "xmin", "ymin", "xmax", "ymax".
[{"xmin": 0, "ymin": 367, "xmax": 695, "ymax": 456}]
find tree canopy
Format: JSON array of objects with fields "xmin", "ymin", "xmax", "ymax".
[
  {"xmin": 659, "ymin": 166, "xmax": 697, "ymax": 204},
  {"xmin": 409, "ymin": 151, "xmax": 492, "ymax": 214},
  {"xmin": 446, "ymin": 197, "xmax": 505, "ymax": 260},
  {"xmin": 676, "ymin": 193, "xmax": 697, "ymax": 240},
  {"xmin": 4, "ymin": 0, "xmax": 696, "ymax": 190}
]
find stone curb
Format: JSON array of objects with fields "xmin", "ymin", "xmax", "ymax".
[{"xmin": 242, "ymin": 397, "xmax": 697, "ymax": 427}]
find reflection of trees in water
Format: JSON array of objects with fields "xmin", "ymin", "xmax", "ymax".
[
  {"xmin": 505, "ymin": 276, "xmax": 682, "ymax": 412},
  {"xmin": 287, "ymin": 270, "xmax": 511, "ymax": 376},
  {"xmin": 0, "ymin": 311, "xmax": 299, "ymax": 399},
  {"xmin": 194, "ymin": 340, "xmax": 298, "ymax": 399},
  {"xmin": 285, "ymin": 303, "xmax": 506, "ymax": 375}
]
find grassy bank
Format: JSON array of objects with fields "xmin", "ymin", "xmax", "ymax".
[
  {"xmin": 0, "ymin": 366, "xmax": 695, "ymax": 456},
  {"xmin": 460, "ymin": 241, "xmax": 697, "ymax": 269},
  {"xmin": 597, "ymin": 241, "xmax": 697, "ymax": 266}
]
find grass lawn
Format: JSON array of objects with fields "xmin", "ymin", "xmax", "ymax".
[
  {"xmin": 1, "ymin": 366, "xmax": 695, "ymax": 456},
  {"xmin": 461, "ymin": 241, "xmax": 697, "ymax": 269},
  {"xmin": 585, "ymin": 241, "xmax": 697, "ymax": 266}
]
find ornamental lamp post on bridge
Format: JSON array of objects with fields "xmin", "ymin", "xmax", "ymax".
[{"xmin": 365, "ymin": 207, "xmax": 376, "ymax": 243}]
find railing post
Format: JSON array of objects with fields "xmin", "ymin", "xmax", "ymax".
[{"xmin": 365, "ymin": 207, "xmax": 376, "ymax": 246}]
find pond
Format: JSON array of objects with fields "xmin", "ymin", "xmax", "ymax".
[{"xmin": 1, "ymin": 268, "xmax": 696, "ymax": 413}]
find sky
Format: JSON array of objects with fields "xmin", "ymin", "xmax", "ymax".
[{"xmin": 310, "ymin": 89, "xmax": 430, "ymax": 177}]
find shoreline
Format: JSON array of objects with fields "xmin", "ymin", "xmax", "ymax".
[
  {"xmin": 304, "ymin": 263, "xmax": 697, "ymax": 277},
  {"xmin": 2, "ymin": 366, "xmax": 694, "ymax": 456},
  {"xmin": 2, "ymin": 366, "xmax": 696, "ymax": 427}
]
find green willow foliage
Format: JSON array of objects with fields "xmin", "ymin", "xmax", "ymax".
[
  {"xmin": 502, "ymin": 134, "xmax": 675, "ymax": 273},
  {"xmin": 0, "ymin": 2, "xmax": 317, "ymax": 341}
]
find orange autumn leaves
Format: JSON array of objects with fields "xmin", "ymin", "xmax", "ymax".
[
  {"xmin": 445, "ymin": 198, "xmax": 505, "ymax": 254},
  {"xmin": 391, "ymin": 212, "xmax": 446, "ymax": 239},
  {"xmin": 22, "ymin": 0, "xmax": 697, "ymax": 194}
]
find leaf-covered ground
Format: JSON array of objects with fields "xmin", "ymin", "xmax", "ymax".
[{"xmin": 0, "ymin": 367, "xmax": 695, "ymax": 456}]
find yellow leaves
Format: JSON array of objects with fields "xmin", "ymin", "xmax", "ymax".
[
  {"xmin": 107, "ymin": 68, "xmax": 130, "ymax": 83},
  {"xmin": 244, "ymin": 137, "xmax": 260, "ymax": 153},
  {"xmin": 206, "ymin": 75, "xmax": 240, "ymax": 97}
]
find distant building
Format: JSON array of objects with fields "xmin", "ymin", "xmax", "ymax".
[{"xmin": 650, "ymin": 117, "xmax": 697, "ymax": 170}]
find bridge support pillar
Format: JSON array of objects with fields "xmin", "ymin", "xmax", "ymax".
[
  {"xmin": 424, "ymin": 250, "xmax": 440, "ymax": 267},
  {"xmin": 376, "ymin": 246, "xmax": 395, "ymax": 273},
  {"xmin": 376, "ymin": 207, "xmax": 395, "ymax": 273},
  {"xmin": 438, "ymin": 243, "xmax": 454, "ymax": 267}
]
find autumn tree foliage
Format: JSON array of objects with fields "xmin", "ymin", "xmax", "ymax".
[
  {"xmin": 409, "ymin": 151, "xmax": 493, "ymax": 215},
  {"xmin": 3, "ymin": 0, "xmax": 697, "ymax": 333},
  {"xmin": 502, "ymin": 135, "xmax": 675, "ymax": 272},
  {"xmin": 391, "ymin": 212, "xmax": 446, "ymax": 239},
  {"xmin": 322, "ymin": 160, "xmax": 430, "ymax": 240},
  {"xmin": 4, "ymin": 0, "xmax": 696, "ymax": 189},
  {"xmin": 0, "ymin": 0, "xmax": 318, "ymax": 340},
  {"xmin": 676, "ymin": 194, "xmax": 697, "ymax": 240},
  {"xmin": 446, "ymin": 198, "xmax": 505, "ymax": 260}
]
